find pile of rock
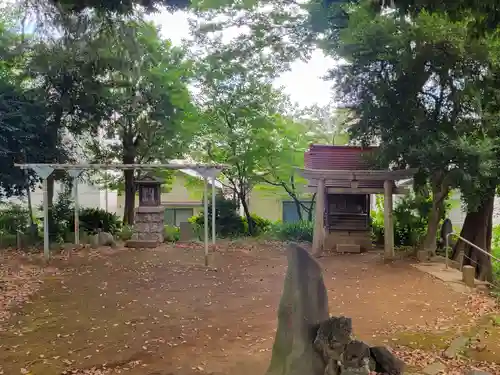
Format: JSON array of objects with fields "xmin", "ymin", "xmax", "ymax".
[
  {"xmin": 313, "ymin": 317, "xmax": 404, "ymax": 375},
  {"xmin": 266, "ymin": 243, "xmax": 404, "ymax": 375}
]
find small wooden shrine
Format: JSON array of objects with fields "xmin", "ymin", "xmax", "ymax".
[{"xmin": 297, "ymin": 145, "xmax": 416, "ymax": 259}]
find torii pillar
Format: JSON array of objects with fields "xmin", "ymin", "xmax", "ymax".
[
  {"xmin": 383, "ymin": 180, "xmax": 395, "ymax": 260},
  {"xmin": 312, "ymin": 178, "xmax": 325, "ymax": 257}
]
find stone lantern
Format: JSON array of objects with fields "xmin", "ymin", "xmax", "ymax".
[{"xmin": 125, "ymin": 174, "xmax": 165, "ymax": 248}]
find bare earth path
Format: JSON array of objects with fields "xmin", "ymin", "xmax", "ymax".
[{"xmin": 0, "ymin": 241, "xmax": 496, "ymax": 375}]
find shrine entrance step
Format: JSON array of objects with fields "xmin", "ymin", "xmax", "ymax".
[{"xmin": 336, "ymin": 244, "xmax": 361, "ymax": 253}]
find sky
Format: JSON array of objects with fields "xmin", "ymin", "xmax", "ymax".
[{"xmin": 147, "ymin": 10, "xmax": 336, "ymax": 108}]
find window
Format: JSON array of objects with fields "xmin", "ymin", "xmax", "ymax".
[
  {"xmin": 282, "ymin": 201, "xmax": 315, "ymax": 223},
  {"xmin": 164, "ymin": 208, "xmax": 194, "ymax": 226}
]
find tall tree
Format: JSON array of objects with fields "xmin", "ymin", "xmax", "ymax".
[
  {"xmin": 293, "ymin": 104, "xmax": 351, "ymax": 145},
  {"xmin": 82, "ymin": 18, "xmax": 196, "ymax": 224},
  {"xmin": 257, "ymin": 116, "xmax": 316, "ymax": 221},
  {"xmin": 327, "ymin": 2, "xmax": 500, "ymax": 279},
  {"xmin": 192, "ymin": 52, "xmax": 285, "ymax": 234},
  {"xmin": 0, "ymin": 18, "xmax": 70, "ymax": 202}
]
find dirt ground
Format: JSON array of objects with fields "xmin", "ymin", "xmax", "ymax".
[{"xmin": 0, "ymin": 240, "xmax": 497, "ymax": 375}]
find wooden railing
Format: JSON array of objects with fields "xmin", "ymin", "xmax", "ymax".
[{"xmin": 328, "ymin": 212, "xmax": 368, "ymax": 231}]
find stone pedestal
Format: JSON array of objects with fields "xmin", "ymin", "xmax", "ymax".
[{"xmin": 126, "ymin": 206, "xmax": 165, "ymax": 248}]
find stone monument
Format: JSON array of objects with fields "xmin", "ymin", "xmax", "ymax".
[
  {"xmin": 266, "ymin": 243, "xmax": 405, "ymax": 375},
  {"xmin": 125, "ymin": 175, "xmax": 165, "ymax": 248}
]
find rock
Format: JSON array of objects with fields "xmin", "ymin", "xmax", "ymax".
[
  {"xmin": 443, "ymin": 335, "xmax": 469, "ymax": 359},
  {"xmin": 314, "ymin": 316, "xmax": 353, "ymax": 361},
  {"xmin": 90, "ymin": 231, "xmax": 116, "ymax": 248},
  {"xmin": 466, "ymin": 370, "xmax": 493, "ymax": 375},
  {"xmin": 265, "ymin": 243, "xmax": 329, "ymax": 375},
  {"xmin": 369, "ymin": 346, "xmax": 405, "ymax": 375},
  {"xmin": 339, "ymin": 340, "xmax": 372, "ymax": 375},
  {"xmin": 421, "ymin": 361, "xmax": 446, "ymax": 375}
]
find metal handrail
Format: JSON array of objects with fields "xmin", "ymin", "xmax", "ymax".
[{"xmin": 445, "ymin": 232, "xmax": 500, "ymax": 269}]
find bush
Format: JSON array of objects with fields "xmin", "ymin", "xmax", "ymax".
[
  {"xmin": 271, "ymin": 220, "xmax": 313, "ymax": 242},
  {"xmin": 0, "ymin": 204, "xmax": 30, "ymax": 235},
  {"xmin": 117, "ymin": 225, "xmax": 134, "ymax": 241},
  {"xmin": 0, "ymin": 233, "xmax": 18, "ymax": 248},
  {"xmin": 40, "ymin": 190, "xmax": 122, "ymax": 242},
  {"xmin": 244, "ymin": 214, "xmax": 272, "ymax": 235},
  {"xmin": 491, "ymin": 225, "xmax": 500, "ymax": 282},
  {"xmin": 69, "ymin": 208, "xmax": 122, "ymax": 235},
  {"xmin": 164, "ymin": 225, "xmax": 180, "ymax": 242},
  {"xmin": 371, "ymin": 193, "xmax": 448, "ymax": 248},
  {"xmin": 47, "ymin": 193, "xmax": 74, "ymax": 242},
  {"xmin": 192, "ymin": 194, "xmax": 246, "ymax": 238}
]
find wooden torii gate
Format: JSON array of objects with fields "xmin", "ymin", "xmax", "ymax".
[{"xmin": 297, "ymin": 168, "xmax": 417, "ymax": 259}]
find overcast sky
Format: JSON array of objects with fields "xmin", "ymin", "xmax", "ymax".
[{"xmin": 147, "ymin": 10, "xmax": 336, "ymax": 108}]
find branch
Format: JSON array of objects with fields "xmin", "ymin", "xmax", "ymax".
[{"xmin": 260, "ymin": 176, "xmax": 282, "ymax": 187}]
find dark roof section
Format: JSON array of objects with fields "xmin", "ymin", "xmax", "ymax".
[
  {"xmin": 304, "ymin": 145, "xmax": 387, "ymax": 189},
  {"xmin": 304, "ymin": 145, "xmax": 378, "ymax": 170}
]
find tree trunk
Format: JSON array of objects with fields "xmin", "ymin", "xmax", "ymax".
[
  {"xmin": 239, "ymin": 192, "xmax": 254, "ymax": 235},
  {"xmin": 306, "ymin": 193, "xmax": 317, "ymax": 221},
  {"xmin": 123, "ymin": 169, "xmax": 136, "ymax": 225},
  {"xmin": 122, "ymin": 135, "xmax": 136, "ymax": 225},
  {"xmin": 452, "ymin": 192, "xmax": 494, "ymax": 281},
  {"xmin": 292, "ymin": 197, "xmax": 303, "ymax": 221},
  {"xmin": 423, "ymin": 174, "xmax": 448, "ymax": 255}
]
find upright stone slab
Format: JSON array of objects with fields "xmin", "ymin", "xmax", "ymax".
[
  {"xmin": 266, "ymin": 243, "xmax": 329, "ymax": 375},
  {"xmin": 179, "ymin": 221, "xmax": 194, "ymax": 242},
  {"xmin": 462, "ymin": 265, "xmax": 475, "ymax": 287}
]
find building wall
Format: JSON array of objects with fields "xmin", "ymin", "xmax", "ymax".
[
  {"xmin": 248, "ymin": 185, "xmax": 314, "ymax": 222},
  {"xmin": 446, "ymin": 190, "xmax": 500, "ymax": 228},
  {"xmin": 5, "ymin": 181, "xmax": 118, "ymax": 216},
  {"xmin": 248, "ymin": 188, "xmax": 283, "ymax": 221}
]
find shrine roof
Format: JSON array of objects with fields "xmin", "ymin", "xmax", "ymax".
[
  {"xmin": 302, "ymin": 145, "xmax": 415, "ymax": 190},
  {"xmin": 304, "ymin": 145, "xmax": 377, "ymax": 171}
]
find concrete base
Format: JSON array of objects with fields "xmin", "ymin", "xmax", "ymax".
[
  {"xmin": 336, "ymin": 244, "xmax": 361, "ymax": 253},
  {"xmin": 412, "ymin": 263, "xmax": 476, "ymax": 293},
  {"xmin": 125, "ymin": 240, "xmax": 160, "ymax": 249},
  {"xmin": 325, "ymin": 230, "xmax": 371, "ymax": 252},
  {"xmin": 417, "ymin": 250, "xmax": 430, "ymax": 262}
]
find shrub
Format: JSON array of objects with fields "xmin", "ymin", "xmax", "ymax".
[
  {"xmin": 164, "ymin": 225, "xmax": 180, "ymax": 242},
  {"xmin": 0, "ymin": 233, "xmax": 18, "ymax": 248},
  {"xmin": 0, "ymin": 204, "xmax": 30, "ymax": 235},
  {"xmin": 370, "ymin": 197, "xmax": 385, "ymax": 245},
  {"xmin": 371, "ymin": 193, "xmax": 448, "ymax": 248},
  {"xmin": 192, "ymin": 194, "xmax": 246, "ymax": 238},
  {"xmin": 491, "ymin": 225, "xmax": 500, "ymax": 282},
  {"xmin": 69, "ymin": 208, "xmax": 122, "ymax": 235},
  {"xmin": 40, "ymin": 189, "xmax": 122, "ymax": 242},
  {"xmin": 47, "ymin": 193, "xmax": 74, "ymax": 242},
  {"xmin": 117, "ymin": 225, "xmax": 134, "ymax": 241},
  {"xmin": 271, "ymin": 220, "xmax": 313, "ymax": 242},
  {"xmin": 244, "ymin": 214, "xmax": 272, "ymax": 235}
]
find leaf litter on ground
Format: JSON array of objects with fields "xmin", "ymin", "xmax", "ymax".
[{"xmin": 2, "ymin": 242, "xmax": 500, "ymax": 375}]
